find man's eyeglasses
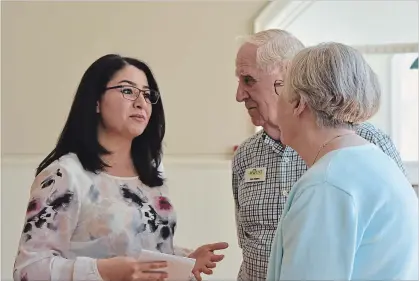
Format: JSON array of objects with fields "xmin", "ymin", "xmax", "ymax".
[
  {"xmin": 273, "ymin": 80, "xmax": 284, "ymax": 96},
  {"xmin": 106, "ymin": 85, "xmax": 160, "ymax": 104}
]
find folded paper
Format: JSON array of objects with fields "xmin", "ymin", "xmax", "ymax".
[{"xmin": 138, "ymin": 250, "xmax": 196, "ymax": 281}]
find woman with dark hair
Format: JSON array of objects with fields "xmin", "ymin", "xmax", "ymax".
[{"xmin": 13, "ymin": 54, "xmax": 228, "ymax": 281}]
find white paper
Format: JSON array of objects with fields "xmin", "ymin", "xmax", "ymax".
[{"xmin": 138, "ymin": 250, "xmax": 196, "ymax": 281}]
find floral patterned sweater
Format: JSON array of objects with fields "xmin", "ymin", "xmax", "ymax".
[{"xmin": 13, "ymin": 153, "xmax": 191, "ymax": 281}]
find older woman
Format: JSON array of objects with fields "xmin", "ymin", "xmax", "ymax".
[{"xmin": 266, "ymin": 42, "xmax": 418, "ymax": 280}]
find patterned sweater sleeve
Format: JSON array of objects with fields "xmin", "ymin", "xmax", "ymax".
[{"xmin": 13, "ymin": 162, "xmax": 103, "ymax": 281}]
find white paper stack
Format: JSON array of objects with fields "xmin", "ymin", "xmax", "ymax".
[{"xmin": 138, "ymin": 250, "xmax": 196, "ymax": 281}]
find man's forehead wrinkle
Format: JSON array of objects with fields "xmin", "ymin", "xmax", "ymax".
[
  {"xmin": 236, "ymin": 45, "xmax": 264, "ymax": 78},
  {"xmin": 237, "ymin": 43, "xmax": 258, "ymax": 63},
  {"xmin": 238, "ymin": 43, "xmax": 285, "ymax": 78},
  {"xmin": 240, "ymin": 69, "xmax": 259, "ymax": 81},
  {"xmin": 236, "ymin": 57, "xmax": 255, "ymax": 68},
  {"xmin": 236, "ymin": 62, "xmax": 257, "ymax": 77}
]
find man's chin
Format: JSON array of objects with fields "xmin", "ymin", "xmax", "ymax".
[{"xmin": 249, "ymin": 117, "xmax": 265, "ymax": 127}]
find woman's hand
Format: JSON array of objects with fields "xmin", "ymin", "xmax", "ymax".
[
  {"xmin": 97, "ymin": 257, "xmax": 168, "ymax": 281},
  {"xmin": 188, "ymin": 242, "xmax": 229, "ymax": 281}
]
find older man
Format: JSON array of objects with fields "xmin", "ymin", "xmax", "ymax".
[{"xmin": 232, "ymin": 29, "xmax": 407, "ymax": 281}]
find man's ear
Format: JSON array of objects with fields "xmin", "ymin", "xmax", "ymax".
[{"xmin": 292, "ymin": 95, "xmax": 306, "ymax": 117}]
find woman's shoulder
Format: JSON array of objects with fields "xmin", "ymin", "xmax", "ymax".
[
  {"xmin": 313, "ymin": 144, "xmax": 408, "ymax": 194},
  {"xmin": 292, "ymin": 145, "xmax": 377, "ymax": 191},
  {"xmin": 38, "ymin": 153, "xmax": 84, "ymax": 175},
  {"xmin": 34, "ymin": 153, "xmax": 92, "ymax": 191}
]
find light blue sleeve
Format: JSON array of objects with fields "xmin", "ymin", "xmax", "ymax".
[{"xmin": 279, "ymin": 182, "xmax": 360, "ymax": 280}]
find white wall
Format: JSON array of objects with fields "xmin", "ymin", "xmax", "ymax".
[
  {"xmin": 1, "ymin": 1, "xmax": 266, "ymax": 156},
  {"xmin": 276, "ymin": 0, "xmax": 418, "ymax": 46},
  {"xmin": 1, "ymin": 1, "xmax": 268, "ymax": 280},
  {"xmin": 363, "ymin": 54, "xmax": 393, "ymax": 134}
]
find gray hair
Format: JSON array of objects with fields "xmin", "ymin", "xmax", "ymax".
[
  {"xmin": 243, "ymin": 29, "xmax": 305, "ymax": 74},
  {"xmin": 285, "ymin": 42, "xmax": 381, "ymax": 127}
]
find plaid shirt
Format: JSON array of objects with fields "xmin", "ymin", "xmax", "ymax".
[{"xmin": 232, "ymin": 122, "xmax": 406, "ymax": 281}]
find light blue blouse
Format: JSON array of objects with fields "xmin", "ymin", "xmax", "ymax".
[{"xmin": 267, "ymin": 144, "xmax": 418, "ymax": 280}]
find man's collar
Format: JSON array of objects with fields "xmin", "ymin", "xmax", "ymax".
[{"xmin": 261, "ymin": 130, "xmax": 286, "ymax": 153}]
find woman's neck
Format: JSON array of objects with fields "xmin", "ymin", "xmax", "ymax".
[
  {"xmin": 98, "ymin": 129, "xmax": 137, "ymax": 177},
  {"xmin": 291, "ymin": 124, "xmax": 359, "ymax": 167}
]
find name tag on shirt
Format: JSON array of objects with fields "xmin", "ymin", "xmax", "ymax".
[{"xmin": 244, "ymin": 167, "xmax": 267, "ymax": 183}]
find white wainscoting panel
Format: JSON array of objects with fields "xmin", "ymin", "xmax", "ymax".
[{"xmin": 0, "ymin": 154, "xmax": 242, "ymax": 281}]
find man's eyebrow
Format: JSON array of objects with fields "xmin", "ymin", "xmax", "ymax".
[
  {"xmin": 238, "ymin": 72, "xmax": 254, "ymax": 78},
  {"xmin": 243, "ymin": 74, "xmax": 257, "ymax": 81}
]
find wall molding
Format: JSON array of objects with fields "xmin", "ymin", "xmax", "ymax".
[
  {"xmin": 352, "ymin": 43, "xmax": 418, "ymax": 54},
  {"xmin": 254, "ymin": 0, "xmax": 314, "ymax": 33},
  {"xmin": 253, "ymin": 0, "xmax": 287, "ymax": 33},
  {"xmin": 2, "ymin": 153, "xmax": 416, "ymax": 185},
  {"xmin": 0, "ymin": 153, "xmax": 233, "ymax": 171}
]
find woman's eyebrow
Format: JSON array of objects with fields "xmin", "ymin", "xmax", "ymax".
[{"xmin": 117, "ymin": 79, "xmax": 136, "ymax": 86}]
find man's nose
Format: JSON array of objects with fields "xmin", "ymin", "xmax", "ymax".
[{"xmin": 236, "ymin": 84, "xmax": 249, "ymax": 102}]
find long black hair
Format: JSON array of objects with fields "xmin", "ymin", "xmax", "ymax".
[{"xmin": 36, "ymin": 54, "xmax": 165, "ymax": 187}]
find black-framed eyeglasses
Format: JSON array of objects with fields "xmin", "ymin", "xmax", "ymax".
[
  {"xmin": 106, "ymin": 85, "xmax": 160, "ymax": 104},
  {"xmin": 273, "ymin": 80, "xmax": 284, "ymax": 96}
]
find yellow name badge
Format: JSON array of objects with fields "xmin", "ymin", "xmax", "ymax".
[{"xmin": 244, "ymin": 167, "xmax": 267, "ymax": 183}]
